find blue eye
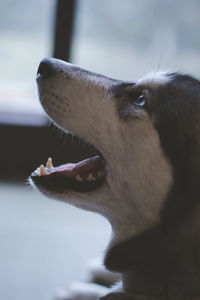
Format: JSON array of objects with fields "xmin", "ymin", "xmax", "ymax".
[{"xmin": 134, "ymin": 94, "xmax": 146, "ymax": 107}]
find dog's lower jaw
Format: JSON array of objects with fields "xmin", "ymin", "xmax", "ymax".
[{"xmin": 32, "ymin": 180, "xmax": 162, "ymax": 253}]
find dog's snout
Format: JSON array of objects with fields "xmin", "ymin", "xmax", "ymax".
[{"xmin": 37, "ymin": 58, "xmax": 55, "ymax": 76}]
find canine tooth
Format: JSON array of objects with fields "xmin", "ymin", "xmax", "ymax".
[
  {"xmin": 86, "ymin": 173, "xmax": 93, "ymax": 181},
  {"xmin": 86, "ymin": 173, "xmax": 97, "ymax": 181},
  {"xmin": 46, "ymin": 157, "xmax": 53, "ymax": 169},
  {"xmin": 75, "ymin": 174, "xmax": 83, "ymax": 182},
  {"xmin": 40, "ymin": 164, "xmax": 48, "ymax": 176}
]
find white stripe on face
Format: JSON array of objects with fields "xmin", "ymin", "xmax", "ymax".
[{"xmin": 136, "ymin": 71, "xmax": 171, "ymax": 88}]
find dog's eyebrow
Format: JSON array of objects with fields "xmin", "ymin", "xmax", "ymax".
[{"xmin": 112, "ymin": 82, "xmax": 136, "ymax": 97}]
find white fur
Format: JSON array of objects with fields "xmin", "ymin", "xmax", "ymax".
[
  {"xmin": 55, "ymin": 282, "xmax": 123, "ymax": 300},
  {"xmin": 55, "ymin": 260, "xmax": 121, "ymax": 300},
  {"xmin": 36, "ymin": 59, "xmax": 173, "ymax": 246},
  {"xmin": 55, "ymin": 282, "xmax": 109, "ymax": 300},
  {"xmin": 34, "ymin": 59, "xmax": 174, "ymax": 299},
  {"xmin": 136, "ymin": 71, "xmax": 170, "ymax": 87},
  {"xmin": 86, "ymin": 258, "xmax": 121, "ymax": 286}
]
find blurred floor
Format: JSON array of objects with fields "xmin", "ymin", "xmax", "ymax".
[{"xmin": 0, "ymin": 182, "xmax": 111, "ymax": 300}]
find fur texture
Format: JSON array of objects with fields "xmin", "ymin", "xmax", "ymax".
[{"xmin": 32, "ymin": 58, "xmax": 200, "ymax": 300}]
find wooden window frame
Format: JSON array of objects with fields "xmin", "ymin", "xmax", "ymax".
[{"xmin": 0, "ymin": 0, "xmax": 77, "ymax": 179}]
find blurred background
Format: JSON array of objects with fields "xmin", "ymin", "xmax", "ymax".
[{"xmin": 0, "ymin": 0, "xmax": 200, "ymax": 299}]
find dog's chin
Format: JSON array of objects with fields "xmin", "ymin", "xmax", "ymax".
[
  {"xmin": 30, "ymin": 136, "xmax": 108, "ymax": 198},
  {"xmin": 30, "ymin": 177, "xmax": 110, "ymax": 209}
]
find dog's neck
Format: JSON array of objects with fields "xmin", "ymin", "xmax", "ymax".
[
  {"xmin": 105, "ymin": 202, "xmax": 200, "ymax": 299},
  {"xmin": 122, "ymin": 267, "xmax": 200, "ymax": 300},
  {"xmin": 105, "ymin": 205, "xmax": 162, "ymax": 249},
  {"xmin": 122, "ymin": 242, "xmax": 200, "ymax": 300},
  {"xmin": 108, "ymin": 217, "xmax": 147, "ymax": 248}
]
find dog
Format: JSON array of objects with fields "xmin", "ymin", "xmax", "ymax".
[{"xmin": 31, "ymin": 58, "xmax": 200, "ymax": 300}]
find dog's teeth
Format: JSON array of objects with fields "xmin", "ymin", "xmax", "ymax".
[
  {"xmin": 86, "ymin": 173, "xmax": 93, "ymax": 181},
  {"xmin": 46, "ymin": 157, "xmax": 53, "ymax": 169},
  {"xmin": 75, "ymin": 174, "xmax": 83, "ymax": 182},
  {"xmin": 86, "ymin": 173, "xmax": 97, "ymax": 181},
  {"xmin": 40, "ymin": 164, "xmax": 49, "ymax": 176},
  {"xmin": 34, "ymin": 167, "xmax": 41, "ymax": 176}
]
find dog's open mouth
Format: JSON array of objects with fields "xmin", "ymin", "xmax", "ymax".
[{"xmin": 31, "ymin": 149, "xmax": 107, "ymax": 193}]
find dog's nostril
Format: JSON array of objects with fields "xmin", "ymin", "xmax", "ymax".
[{"xmin": 37, "ymin": 58, "xmax": 55, "ymax": 76}]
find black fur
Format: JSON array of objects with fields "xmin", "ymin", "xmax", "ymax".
[{"xmin": 105, "ymin": 74, "xmax": 200, "ymax": 300}]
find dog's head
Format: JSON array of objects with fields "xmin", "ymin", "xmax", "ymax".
[{"xmin": 31, "ymin": 58, "xmax": 200, "ymax": 244}]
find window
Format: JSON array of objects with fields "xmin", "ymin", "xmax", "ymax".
[
  {"xmin": 0, "ymin": 0, "xmax": 76, "ymax": 179},
  {"xmin": 1, "ymin": 2, "xmax": 200, "ymax": 300},
  {"xmin": 0, "ymin": 0, "xmax": 55, "ymax": 114},
  {"xmin": 72, "ymin": 0, "xmax": 200, "ymax": 80}
]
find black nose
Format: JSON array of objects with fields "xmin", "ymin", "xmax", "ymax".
[{"xmin": 37, "ymin": 58, "xmax": 55, "ymax": 76}]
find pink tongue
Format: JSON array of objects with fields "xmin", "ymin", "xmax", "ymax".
[{"xmin": 50, "ymin": 155, "xmax": 104, "ymax": 177}]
